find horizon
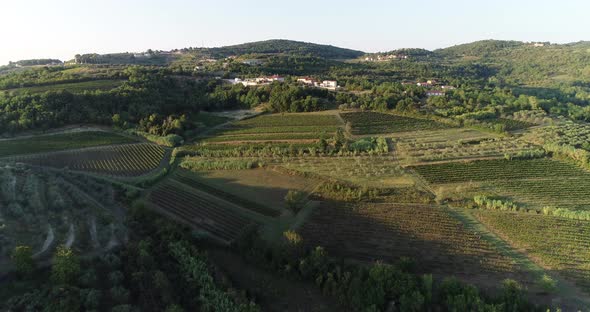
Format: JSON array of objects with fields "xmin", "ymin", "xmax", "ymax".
[{"xmin": 2, "ymin": 0, "xmax": 589, "ymax": 65}]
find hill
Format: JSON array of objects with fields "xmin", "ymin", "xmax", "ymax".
[
  {"xmin": 206, "ymin": 39, "xmax": 365, "ymax": 59},
  {"xmin": 435, "ymin": 39, "xmax": 526, "ymax": 58}
]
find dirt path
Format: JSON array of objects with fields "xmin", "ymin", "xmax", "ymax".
[
  {"xmin": 104, "ymin": 224, "xmax": 119, "ymax": 250},
  {"xmin": 89, "ymin": 217, "xmax": 100, "ymax": 249},
  {"xmin": 34, "ymin": 224, "xmax": 54, "ymax": 257},
  {"xmin": 0, "ymin": 125, "xmax": 111, "ymax": 141},
  {"xmin": 64, "ymin": 223, "xmax": 75, "ymax": 248}
]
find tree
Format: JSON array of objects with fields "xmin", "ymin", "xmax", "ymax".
[
  {"xmin": 11, "ymin": 245, "xmax": 35, "ymax": 277},
  {"xmin": 51, "ymin": 245, "xmax": 80, "ymax": 285}
]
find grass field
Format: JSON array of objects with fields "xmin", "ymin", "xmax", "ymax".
[
  {"xmin": 474, "ymin": 210, "xmax": 590, "ymax": 294},
  {"xmin": 0, "ymin": 131, "xmax": 135, "ymax": 157},
  {"xmin": 278, "ymin": 156, "xmax": 414, "ymax": 188},
  {"xmin": 397, "ymin": 136, "xmax": 540, "ymax": 163},
  {"xmin": 11, "ymin": 143, "xmax": 167, "ymax": 177},
  {"xmin": 203, "ymin": 113, "xmax": 342, "ymax": 144},
  {"xmin": 176, "ymin": 168, "xmax": 320, "ymax": 211},
  {"xmin": 4, "ymin": 79, "xmax": 125, "ymax": 95},
  {"xmin": 340, "ymin": 112, "xmax": 450, "ymax": 135}
]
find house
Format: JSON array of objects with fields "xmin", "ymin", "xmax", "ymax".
[
  {"xmin": 426, "ymin": 90, "xmax": 445, "ymax": 97},
  {"xmin": 297, "ymin": 77, "xmax": 318, "ymax": 85},
  {"xmin": 320, "ymin": 80, "xmax": 338, "ymax": 90},
  {"xmin": 242, "ymin": 59, "xmax": 264, "ymax": 66},
  {"xmin": 269, "ymin": 75, "xmax": 285, "ymax": 82},
  {"xmin": 441, "ymin": 85, "xmax": 456, "ymax": 90}
]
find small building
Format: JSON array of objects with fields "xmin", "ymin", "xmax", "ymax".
[{"xmin": 426, "ymin": 90, "xmax": 445, "ymax": 97}]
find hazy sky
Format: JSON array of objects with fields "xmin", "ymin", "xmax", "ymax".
[{"xmin": 1, "ymin": 0, "xmax": 588, "ymax": 65}]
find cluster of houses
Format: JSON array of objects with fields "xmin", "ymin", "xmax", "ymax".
[
  {"xmin": 230, "ymin": 75, "xmax": 285, "ymax": 86},
  {"xmin": 296, "ymin": 77, "xmax": 338, "ymax": 90},
  {"xmin": 364, "ymin": 54, "xmax": 409, "ymax": 62}
]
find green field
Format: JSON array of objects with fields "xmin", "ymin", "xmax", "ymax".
[
  {"xmin": 341, "ymin": 112, "xmax": 450, "ymax": 135},
  {"xmin": 278, "ymin": 156, "xmax": 414, "ymax": 188},
  {"xmin": 0, "ymin": 131, "xmax": 135, "ymax": 157},
  {"xmin": 4, "ymin": 79, "xmax": 125, "ymax": 95},
  {"xmin": 176, "ymin": 167, "xmax": 319, "ymax": 211}
]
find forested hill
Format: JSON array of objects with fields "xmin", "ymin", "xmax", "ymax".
[
  {"xmin": 433, "ymin": 40, "xmax": 590, "ymax": 86},
  {"xmin": 205, "ymin": 39, "xmax": 365, "ymax": 59},
  {"xmin": 434, "ymin": 40, "xmax": 527, "ymax": 58}
]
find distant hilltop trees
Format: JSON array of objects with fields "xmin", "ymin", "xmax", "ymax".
[{"xmin": 8, "ymin": 59, "xmax": 62, "ymax": 67}]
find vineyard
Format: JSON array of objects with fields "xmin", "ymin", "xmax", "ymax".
[
  {"xmin": 10, "ymin": 143, "xmax": 167, "ymax": 177},
  {"xmin": 489, "ymin": 177, "xmax": 590, "ymax": 211},
  {"xmin": 340, "ymin": 112, "xmax": 450, "ymax": 135},
  {"xmin": 300, "ymin": 202, "xmax": 534, "ymax": 290},
  {"xmin": 148, "ymin": 180, "xmax": 258, "ymax": 243},
  {"xmin": 474, "ymin": 210, "xmax": 590, "ymax": 294},
  {"xmin": 410, "ymin": 158, "xmax": 588, "ymax": 184},
  {"xmin": 0, "ymin": 131, "xmax": 135, "ymax": 157},
  {"xmin": 0, "ymin": 165, "xmax": 126, "ymax": 262},
  {"xmin": 203, "ymin": 113, "xmax": 342, "ymax": 144}
]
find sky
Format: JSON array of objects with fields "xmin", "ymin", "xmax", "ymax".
[{"xmin": 1, "ymin": 0, "xmax": 589, "ymax": 65}]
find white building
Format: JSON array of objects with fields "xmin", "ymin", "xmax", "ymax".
[
  {"xmin": 426, "ymin": 90, "xmax": 445, "ymax": 97},
  {"xmin": 320, "ymin": 80, "xmax": 338, "ymax": 90}
]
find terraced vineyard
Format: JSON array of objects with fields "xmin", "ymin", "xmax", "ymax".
[
  {"xmin": 300, "ymin": 202, "xmax": 532, "ymax": 289},
  {"xmin": 340, "ymin": 112, "xmax": 450, "ymax": 135},
  {"xmin": 11, "ymin": 143, "xmax": 166, "ymax": 177},
  {"xmin": 474, "ymin": 210, "xmax": 590, "ymax": 293},
  {"xmin": 411, "ymin": 158, "xmax": 588, "ymax": 184},
  {"xmin": 148, "ymin": 180, "xmax": 258, "ymax": 243},
  {"xmin": 203, "ymin": 113, "xmax": 342, "ymax": 144},
  {"xmin": 0, "ymin": 131, "xmax": 135, "ymax": 157}
]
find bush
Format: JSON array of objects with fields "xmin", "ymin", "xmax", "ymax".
[
  {"xmin": 285, "ymin": 190, "xmax": 306, "ymax": 213},
  {"xmin": 126, "ymin": 129, "xmax": 184, "ymax": 147},
  {"xmin": 180, "ymin": 158, "xmax": 264, "ymax": 170},
  {"xmin": 538, "ymin": 274, "xmax": 557, "ymax": 293}
]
